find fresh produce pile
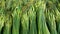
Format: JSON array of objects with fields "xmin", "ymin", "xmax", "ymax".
[{"xmin": 0, "ymin": 0, "xmax": 60, "ymax": 34}]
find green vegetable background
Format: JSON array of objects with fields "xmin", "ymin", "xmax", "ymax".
[{"xmin": 0, "ymin": 0, "xmax": 60, "ymax": 34}]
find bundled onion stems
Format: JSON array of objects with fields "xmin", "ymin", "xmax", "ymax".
[
  {"xmin": 21, "ymin": 11, "xmax": 29, "ymax": 34},
  {"xmin": 3, "ymin": 15, "xmax": 12, "ymax": 34},
  {"xmin": 28, "ymin": 5, "xmax": 37, "ymax": 34},
  {"xmin": 45, "ymin": 9, "xmax": 57, "ymax": 34},
  {"xmin": 35, "ymin": 0, "xmax": 50, "ymax": 34},
  {"xmin": 0, "ymin": 0, "xmax": 60, "ymax": 34},
  {"xmin": 12, "ymin": 7, "xmax": 21, "ymax": 34}
]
